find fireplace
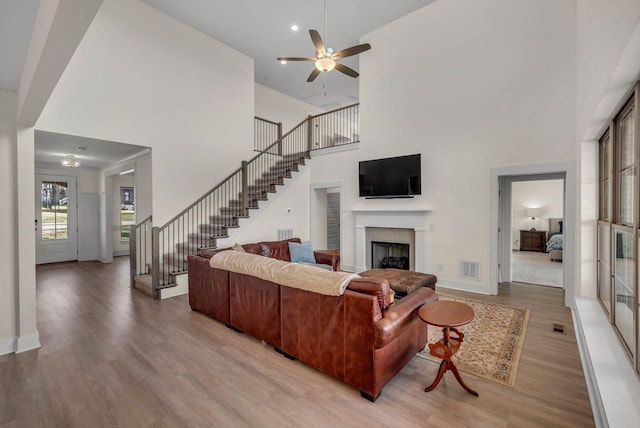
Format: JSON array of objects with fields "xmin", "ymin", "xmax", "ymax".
[
  {"xmin": 371, "ymin": 241, "xmax": 410, "ymax": 270},
  {"xmin": 353, "ymin": 210, "xmax": 430, "ymax": 273}
]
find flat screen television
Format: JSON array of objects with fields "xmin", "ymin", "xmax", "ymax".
[{"xmin": 359, "ymin": 154, "xmax": 421, "ymax": 198}]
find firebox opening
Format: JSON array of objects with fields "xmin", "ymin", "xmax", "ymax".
[{"xmin": 371, "ymin": 241, "xmax": 410, "ymax": 270}]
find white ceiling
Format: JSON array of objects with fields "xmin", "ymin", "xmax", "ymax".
[
  {"xmin": 2, "ymin": 0, "xmax": 436, "ymax": 168},
  {"xmin": 34, "ymin": 131, "xmax": 149, "ymax": 170}
]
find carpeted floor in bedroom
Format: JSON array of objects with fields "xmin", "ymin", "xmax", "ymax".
[{"xmin": 511, "ymin": 250, "xmax": 563, "ymax": 287}]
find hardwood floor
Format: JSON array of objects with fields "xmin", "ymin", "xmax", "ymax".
[{"xmin": 0, "ymin": 258, "xmax": 594, "ymax": 427}]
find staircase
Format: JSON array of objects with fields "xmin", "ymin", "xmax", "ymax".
[{"xmin": 130, "ymin": 103, "xmax": 360, "ymax": 299}]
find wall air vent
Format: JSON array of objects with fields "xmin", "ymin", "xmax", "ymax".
[
  {"xmin": 277, "ymin": 228, "xmax": 293, "ymax": 241},
  {"xmin": 459, "ymin": 259, "xmax": 481, "ymax": 281}
]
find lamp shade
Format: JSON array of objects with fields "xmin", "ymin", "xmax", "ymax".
[{"xmin": 526, "ymin": 208, "xmax": 542, "ymax": 218}]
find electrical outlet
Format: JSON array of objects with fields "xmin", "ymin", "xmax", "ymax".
[
  {"xmin": 429, "ymin": 224, "xmax": 436, "ymax": 231},
  {"xmin": 437, "ymin": 264, "xmax": 443, "ymax": 272}
]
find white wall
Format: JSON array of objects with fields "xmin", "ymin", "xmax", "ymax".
[
  {"xmin": 576, "ymin": 0, "xmax": 640, "ymax": 142},
  {"xmin": 309, "ymin": 0, "xmax": 576, "ymax": 292},
  {"xmin": 255, "ymin": 84, "xmax": 324, "ymax": 132},
  {"xmin": 0, "ymin": 91, "xmax": 17, "ymax": 354},
  {"xmin": 35, "ymin": 0, "xmax": 255, "ymax": 226},
  {"xmin": 34, "ymin": 164, "xmax": 100, "ymax": 194},
  {"xmin": 512, "ymin": 179, "xmax": 564, "ymax": 246},
  {"xmin": 135, "ymin": 153, "xmax": 152, "ymax": 221}
]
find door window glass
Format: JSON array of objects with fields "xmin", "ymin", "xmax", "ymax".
[{"xmin": 40, "ymin": 181, "xmax": 68, "ymax": 240}]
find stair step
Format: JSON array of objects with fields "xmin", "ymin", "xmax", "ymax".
[
  {"xmin": 228, "ymin": 199, "xmax": 260, "ymax": 209},
  {"xmin": 261, "ymin": 170, "xmax": 292, "ymax": 179},
  {"xmin": 133, "ymin": 274, "xmax": 153, "ymax": 297},
  {"xmin": 176, "ymin": 241, "xmax": 216, "ymax": 254},
  {"xmin": 207, "ymin": 216, "xmax": 240, "ymax": 226},
  {"xmin": 188, "ymin": 233, "xmax": 220, "ymax": 244},
  {"xmin": 271, "ymin": 163, "xmax": 298, "ymax": 174},
  {"xmin": 254, "ymin": 177, "xmax": 284, "ymax": 186},
  {"xmin": 162, "ymin": 253, "xmax": 188, "ymax": 271},
  {"xmin": 247, "ymin": 184, "xmax": 276, "ymax": 193},
  {"xmin": 220, "ymin": 207, "xmax": 248, "ymax": 216},
  {"xmin": 134, "ymin": 272, "xmax": 178, "ymax": 296}
]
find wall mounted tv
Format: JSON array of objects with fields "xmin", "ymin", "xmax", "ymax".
[{"xmin": 359, "ymin": 154, "xmax": 421, "ymax": 199}]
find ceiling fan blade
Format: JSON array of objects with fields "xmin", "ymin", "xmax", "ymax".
[
  {"xmin": 334, "ymin": 62, "xmax": 359, "ymax": 78},
  {"xmin": 309, "ymin": 29, "xmax": 326, "ymax": 55},
  {"xmin": 277, "ymin": 57, "xmax": 316, "ymax": 62},
  {"xmin": 332, "ymin": 43, "xmax": 371, "ymax": 60},
  {"xmin": 307, "ymin": 67, "xmax": 321, "ymax": 82}
]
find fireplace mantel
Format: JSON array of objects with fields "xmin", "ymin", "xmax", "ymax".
[{"xmin": 353, "ymin": 209, "xmax": 431, "ymax": 273}]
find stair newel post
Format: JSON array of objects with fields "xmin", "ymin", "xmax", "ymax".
[
  {"xmin": 129, "ymin": 224, "xmax": 137, "ymax": 289},
  {"xmin": 307, "ymin": 114, "xmax": 314, "ymax": 154},
  {"xmin": 241, "ymin": 161, "xmax": 248, "ymax": 215},
  {"xmin": 151, "ymin": 226, "xmax": 160, "ymax": 300},
  {"xmin": 277, "ymin": 122, "xmax": 283, "ymax": 156}
]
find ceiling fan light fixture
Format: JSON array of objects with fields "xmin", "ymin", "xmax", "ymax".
[{"xmin": 315, "ymin": 57, "xmax": 335, "ymax": 72}]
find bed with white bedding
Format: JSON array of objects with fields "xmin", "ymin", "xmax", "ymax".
[{"xmin": 547, "ymin": 217, "xmax": 563, "ymax": 262}]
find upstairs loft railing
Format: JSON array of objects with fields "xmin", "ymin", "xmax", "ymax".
[
  {"xmin": 133, "ymin": 103, "xmax": 359, "ymax": 298},
  {"xmin": 254, "ymin": 116, "xmax": 282, "ymax": 154}
]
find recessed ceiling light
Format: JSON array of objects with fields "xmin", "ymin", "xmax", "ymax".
[
  {"xmin": 280, "ymin": 60, "xmax": 287, "ymax": 65},
  {"xmin": 290, "ymin": 24, "xmax": 299, "ymax": 32}
]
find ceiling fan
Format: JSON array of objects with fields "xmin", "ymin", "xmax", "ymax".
[{"xmin": 277, "ymin": 1, "xmax": 371, "ymax": 82}]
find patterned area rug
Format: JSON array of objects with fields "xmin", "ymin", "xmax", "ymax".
[{"xmin": 417, "ymin": 294, "xmax": 530, "ymax": 387}]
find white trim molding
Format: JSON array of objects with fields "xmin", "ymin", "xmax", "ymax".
[
  {"xmin": 16, "ymin": 331, "xmax": 40, "ymax": 353},
  {"xmin": 0, "ymin": 337, "xmax": 16, "ymax": 356},
  {"xmin": 353, "ymin": 209, "xmax": 431, "ymax": 273}
]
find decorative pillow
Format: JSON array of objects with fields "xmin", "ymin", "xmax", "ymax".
[
  {"xmin": 288, "ymin": 241, "xmax": 316, "ymax": 264},
  {"xmin": 559, "ymin": 220, "xmax": 563, "ymax": 234},
  {"xmin": 232, "ymin": 243, "xmax": 245, "ymax": 252}
]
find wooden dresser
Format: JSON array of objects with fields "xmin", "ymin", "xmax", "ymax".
[{"xmin": 519, "ymin": 230, "xmax": 547, "ymax": 252}]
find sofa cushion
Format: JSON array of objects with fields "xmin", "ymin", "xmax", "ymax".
[
  {"xmin": 289, "ymin": 241, "xmax": 316, "ymax": 264},
  {"xmin": 259, "ymin": 238, "xmax": 301, "ymax": 261}
]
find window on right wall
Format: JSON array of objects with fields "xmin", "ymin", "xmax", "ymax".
[{"xmin": 597, "ymin": 83, "xmax": 639, "ymax": 376}]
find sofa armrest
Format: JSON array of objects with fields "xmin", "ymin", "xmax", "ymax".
[
  {"xmin": 313, "ymin": 250, "xmax": 340, "ymax": 271},
  {"xmin": 347, "ymin": 277, "xmax": 392, "ymax": 310},
  {"xmin": 373, "ymin": 287, "xmax": 438, "ymax": 348}
]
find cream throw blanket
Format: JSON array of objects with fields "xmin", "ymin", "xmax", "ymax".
[{"xmin": 210, "ymin": 251, "xmax": 359, "ymax": 296}]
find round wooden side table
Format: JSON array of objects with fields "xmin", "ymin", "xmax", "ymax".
[{"xmin": 418, "ymin": 300, "xmax": 478, "ymax": 396}]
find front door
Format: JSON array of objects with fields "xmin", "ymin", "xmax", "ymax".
[{"xmin": 35, "ymin": 175, "xmax": 78, "ymax": 264}]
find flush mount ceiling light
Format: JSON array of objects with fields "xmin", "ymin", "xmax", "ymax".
[{"xmin": 61, "ymin": 154, "xmax": 81, "ymax": 167}]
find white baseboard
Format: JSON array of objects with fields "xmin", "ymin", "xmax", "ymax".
[
  {"xmin": 0, "ymin": 336, "xmax": 16, "ymax": 356},
  {"xmin": 342, "ymin": 264, "xmax": 355, "ymax": 273},
  {"xmin": 16, "ymin": 331, "xmax": 41, "ymax": 353},
  {"xmin": 113, "ymin": 250, "xmax": 130, "ymax": 257},
  {"xmin": 435, "ymin": 279, "xmax": 492, "ymax": 295},
  {"xmin": 572, "ymin": 299, "xmax": 605, "ymax": 428}
]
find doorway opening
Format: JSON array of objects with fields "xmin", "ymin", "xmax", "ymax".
[
  {"xmin": 491, "ymin": 161, "xmax": 575, "ymax": 306},
  {"xmin": 311, "ymin": 182, "xmax": 342, "ymax": 254},
  {"xmin": 510, "ymin": 178, "xmax": 564, "ymax": 288}
]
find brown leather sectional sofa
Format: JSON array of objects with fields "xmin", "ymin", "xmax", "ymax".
[{"xmin": 188, "ymin": 238, "xmax": 438, "ymax": 401}]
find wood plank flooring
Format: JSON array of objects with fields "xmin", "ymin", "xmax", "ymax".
[{"xmin": 0, "ymin": 257, "xmax": 594, "ymax": 427}]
